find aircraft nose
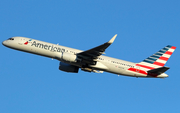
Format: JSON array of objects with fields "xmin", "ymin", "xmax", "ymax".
[
  {"xmin": 2, "ymin": 40, "xmax": 9, "ymax": 47},
  {"xmin": 2, "ymin": 41, "xmax": 6, "ymax": 45}
]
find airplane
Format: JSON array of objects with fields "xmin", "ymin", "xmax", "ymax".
[{"xmin": 2, "ymin": 34, "xmax": 176, "ymax": 78}]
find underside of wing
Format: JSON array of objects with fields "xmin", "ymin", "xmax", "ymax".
[{"xmin": 76, "ymin": 34, "xmax": 117, "ymax": 65}]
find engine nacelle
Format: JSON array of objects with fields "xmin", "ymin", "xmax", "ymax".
[
  {"xmin": 61, "ymin": 53, "xmax": 77, "ymax": 62},
  {"xmin": 59, "ymin": 62, "xmax": 79, "ymax": 73}
]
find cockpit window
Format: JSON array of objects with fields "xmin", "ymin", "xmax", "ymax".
[{"xmin": 8, "ymin": 38, "xmax": 14, "ymax": 40}]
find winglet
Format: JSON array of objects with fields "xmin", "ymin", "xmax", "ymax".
[{"xmin": 108, "ymin": 34, "xmax": 117, "ymax": 44}]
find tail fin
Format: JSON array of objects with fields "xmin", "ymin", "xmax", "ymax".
[{"xmin": 136, "ymin": 45, "xmax": 176, "ymax": 70}]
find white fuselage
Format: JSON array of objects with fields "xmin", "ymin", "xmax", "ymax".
[{"xmin": 2, "ymin": 37, "xmax": 168, "ymax": 78}]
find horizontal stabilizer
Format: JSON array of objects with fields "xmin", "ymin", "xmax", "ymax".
[{"xmin": 148, "ymin": 67, "xmax": 170, "ymax": 75}]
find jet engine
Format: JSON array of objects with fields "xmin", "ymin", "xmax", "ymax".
[
  {"xmin": 59, "ymin": 62, "xmax": 79, "ymax": 73},
  {"xmin": 60, "ymin": 52, "xmax": 77, "ymax": 62}
]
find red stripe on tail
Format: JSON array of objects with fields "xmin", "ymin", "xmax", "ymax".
[
  {"xmin": 159, "ymin": 56, "xmax": 169, "ymax": 61},
  {"xmin": 171, "ymin": 46, "xmax": 176, "ymax": 49},
  {"xmin": 153, "ymin": 62, "xmax": 164, "ymax": 66},
  {"xmin": 136, "ymin": 64, "xmax": 155, "ymax": 69},
  {"xmin": 165, "ymin": 51, "xmax": 173, "ymax": 55},
  {"xmin": 128, "ymin": 68, "xmax": 147, "ymax": 75}
]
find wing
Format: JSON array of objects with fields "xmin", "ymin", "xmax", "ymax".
[{"xmin": 77, "ymin": 34, "xmax": 117, "ymax": 65}]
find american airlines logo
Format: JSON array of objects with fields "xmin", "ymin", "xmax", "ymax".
[
  {"xmin": 24, "ymin": 39, "xmax": 32, "ymax": 45},
  {"xmin": 31, "ymin": 41, "xmax": 65, "ymax": 52}
]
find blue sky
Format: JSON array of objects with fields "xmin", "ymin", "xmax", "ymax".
[{"xmin": 0, "ymin": 0, "xmax": 180, "ymax": 113}]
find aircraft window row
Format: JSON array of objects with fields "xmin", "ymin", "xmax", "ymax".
[
  {"xmin": 111, "ymin": 61, "xmax": 134, "ymax": 67},
  {"xmin": 98, "ymin": 57, "xmax": 104, "ymax": 60},
  {"xmin": 70, "ymin": 51, "xmax": 76, "ymax": 54},
  {"xmin": 8, "ymin": 38, "xmax": 14, "ymax": 40}
]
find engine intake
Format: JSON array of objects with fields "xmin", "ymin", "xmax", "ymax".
[{"xmin": 59, "ymin": 62, "xmax": 79, "ymax": 73}]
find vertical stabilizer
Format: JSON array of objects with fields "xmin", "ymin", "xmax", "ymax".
[{"xmin": 136, "ymin": 45, "xmax": 176, "ymax": 70}]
